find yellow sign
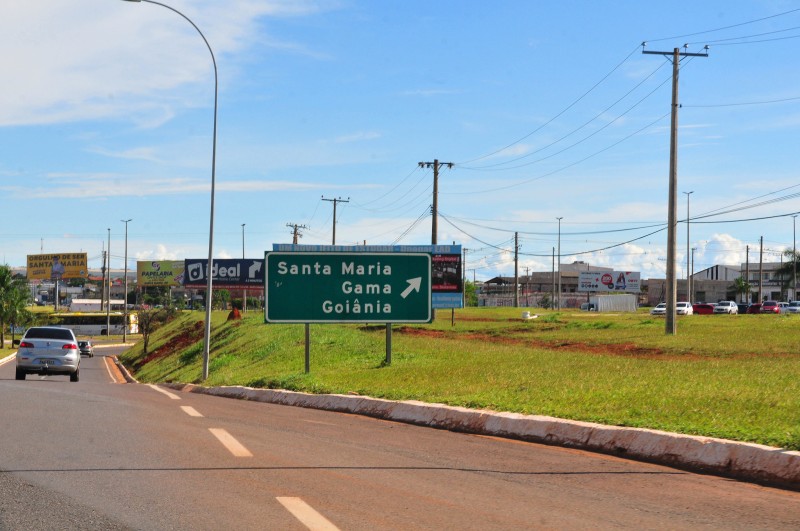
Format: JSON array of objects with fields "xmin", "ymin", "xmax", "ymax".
[
  {"xmin": 27, "ymin": 253, "xmax": 88, "ymax": 280},
  {"xmin": 137, "ymin": 260, "xmax": 185, "ymax": 287}
]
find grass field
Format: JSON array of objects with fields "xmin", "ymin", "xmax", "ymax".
[{"xmin": 118, "ymin": 307, "xmax": 800, "ymax": 450}]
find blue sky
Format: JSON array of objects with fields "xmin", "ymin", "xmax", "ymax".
[{"xmin": 2, "ymin": 1, "xmax": 800, "ymax": 281}]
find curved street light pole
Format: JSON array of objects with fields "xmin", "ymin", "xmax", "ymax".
[{"xmin": 122, "ymin": 0, "xmax": 218, "ymax": 380}]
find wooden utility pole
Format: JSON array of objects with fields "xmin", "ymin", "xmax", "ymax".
[
  {"xmin": 321, "ymin": 197, "xmax": 349, "ymax": 245},
  {"xmin": 759, "ymin": 236, "xmax": 764, "ymax": 302},
  {"xmin": 745, "ymin": 245, "xmax": 750, "ymax": 303},
  {"xmin": 642, "ymin": 45, "xmax": 708, "ymax": 335},
  {"xmin": 286, "ymin": 223, "xmax": 308, "ymax": 245},
  {"xmin": 418, "ymin": 159, "xmax": 454, "ymax": 244},
  {"xmin": 514, "ymin": 232, "xmax": 519, "ymax": 308}
]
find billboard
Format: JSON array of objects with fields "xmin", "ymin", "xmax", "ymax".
[
  {"xmin": 183, "ymin": 258, "xmax": 265, "ymax": 290},
  {"xmin": 137, "ymin": 260, "xmax": 185, "ymax": 287},
  {"xmin": 26, "ymin": 253, "xmax": 88, "ymax": 280},
  {"xmin": 578, "ymin": 271, "xmax": 641, "ymax": 293}
]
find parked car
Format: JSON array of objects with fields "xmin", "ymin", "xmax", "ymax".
[
  {"xmin": 580, "ymin": 302, "xmax": 596, "ymax": 311},
  {"xmin": 713, "ymin": 301, "xmax": 738, "ymax": 314},
  {"xmin": 692, "ymin": 303, "xmax": 715, "ymax": 315},
  {"xmin": 747, "ymin": 303, "xmax": 762, "ymax": 314},
  {"xmin": 78, "ymin": 340, "xmax": 94, "ymax": 358},
  {"xmin": 650, "ymin": 302, "xmax": 666, "ymax": 316},
  {"xmin": 15, "ymin": 326, "xmax": 80, "ymax": 382},
  {"xmin": 784, "ymin": 301, "xmax": 800, "ymax": 314},
  {"xmin": 778, "ymin": 302, "xmax": 789, "ymax": 313},
  {"xmin": 676, "ymin": 302, "xmax": 693, "ymax": 315},
  {"xmin": 737, "ymin": 303, "xmax": 750, "ymax": 314},
  {"xmin": 761, "ymin": 301, "xmax": 782, "ymax": 314}
]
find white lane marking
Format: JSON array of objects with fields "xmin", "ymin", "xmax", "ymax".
[
  {"xmin": 147, "ymin": 384, "xmax": 181, "ymax": 400},
  {"xmin": 209, "ymin": 428, "xmax": 252, "ymax": 457},
  {"xmin": 0, "ymin": 353, "xmax": 16, "ymax": 366},
  {"xmin": 181, "ymin": 406, "xmax": 204, "ymax": 417},
  {"xmin": 276, "ymin": 497, "xmax": 340, "ymax": 531},
  {"xmin": 103, "ymin": 357, "xmax": 119, "ymax": 383}
]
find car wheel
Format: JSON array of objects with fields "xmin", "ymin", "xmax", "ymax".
[
  {"xmin": 15, "ymin": 368, "xmax": 25, "ymax": 380},
  {"xmin": 70, "ymin": 369, "xmax": 79, "ymax": 383}
]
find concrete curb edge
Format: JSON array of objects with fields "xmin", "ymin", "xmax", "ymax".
[{"xmin": 160, "ymin": 382, "xmax": 800, "ymax": 489}]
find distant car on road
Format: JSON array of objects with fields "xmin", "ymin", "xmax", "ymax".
[
  {"xmin": 78, "ymin": 340, "xmax": 94, "ymax": 358},
  {"xmin": 761, "ymin": 301, "xmax": 782, "ymax": 314},
  {"xmin": 16, "ymin": 326, "xmax": 80, "ymax": 382},
  {"xmin": 747, "ymin": 303, "xmax": 763, "ymax": 314},
  {"xmin": 650, "ymin": 302, "xmax": 666, "ymax": 316},
  {"xmin": 713, "ymin": 301, "xmax": 738, "ymax": 314},
  {"xmin": 692, "ymin": 303, "xmax": 715, "ymax": 315},
  {"xmin": 676, "ymin": 302, "xmax": 693, "ymax": 315}
]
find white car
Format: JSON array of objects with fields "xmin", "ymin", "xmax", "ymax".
[
  {"xmin": 784, "ymin": 301, "xmax": 800, "ymax": 314},
  {"xmin": 713, "ymin": 301, "xmax": 738, "ymax": 314},
  {"xmin": 675, "ymin": 302, "xmax": 693, "ymax": 315},
  {"xmin": 650, "ymin": 303, "xmax": 666, "ymax": 316}
]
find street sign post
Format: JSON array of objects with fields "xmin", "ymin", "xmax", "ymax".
[{"xmin": 265, "ymin": 252, "xmax": 432, "ymax": 323}]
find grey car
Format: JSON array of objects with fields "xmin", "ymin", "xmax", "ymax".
[
  {"xmin": 16, "ymin": 326, "xmax": 80, "ymax": 382},
  {"xmin": 78, "ymin": 340, "xmax": 94, "ymax": 358}
]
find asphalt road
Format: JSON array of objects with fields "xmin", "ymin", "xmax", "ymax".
[{"xmin": 1, "ymin": 345, "xmax": 799, "ymax": 530}]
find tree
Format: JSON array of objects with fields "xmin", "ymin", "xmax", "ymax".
[
  {"xmin": 5, "ymin": 284, "xmax": 32, "ymax": 345},
  {"xmin": 733, "ymin": 276, "xmax": 751, "ymax": 303},
  {"xmin": 464, "ymin": 281, "xmax": 478, "ymax": 307},
  {"xmin": 137, "ymin": 306, "xmax": 175, "ymax": 355},
  {"xmin": 775, "ymin": 250, "xmax": 799, "ymax": 299},
  {"xmin": 0, "ymin": 265, "xmax": 18, "ymax": 348}
]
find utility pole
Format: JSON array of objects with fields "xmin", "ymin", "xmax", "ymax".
[
  {"xmin": 643, "ymin": 44, "xmax": 708, "ymax": 335},
  {"xmin": 418, "ymin": 159, "xmax": 454, "ymax": 244},
  {"xmin": 122, "ymin": 219, "xmax": 132, "ymax": 341},
  {"xmin": 759, "ymin": 236, "xmax": 764, "ymax": 302},
  {"xmin": 106, "ymin": 228, "xmax": 111, "ymax": 337},
  {"xmin": 684, "ymin": 191, "xmax": 693, "ymax": 301},
  {"xmin": 322, "ymin": 197, "xmax": 349, "ymax": 245},
  {"xmin": 514, "ymin": 232, "xmax": 519, "ymax": 308},
  {"xmin": 794, "ymin": 215, "xmax": 797, "ymax": 301},
  {"xmin": 551, "ymin": 247, "xmax": 555, "ymax": 309},
  {"xmin": 101, "ymin": 250, "xmax": 107, "ymax": 312},
  {"xmin": 745, "ymin": 245, "xmax": 750, "ymax": 304},
  {"xmin": 556, "ymin": 217, "xmax": 563, "ymax": 310},
  {"xmin": 286, "ymin": 223, "xmax": 308, "ymax": 245}
]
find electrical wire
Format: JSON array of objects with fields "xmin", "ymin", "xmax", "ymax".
[{"xmin": 456, "ymin": 44, "xmax": 643, "ymax": 166}]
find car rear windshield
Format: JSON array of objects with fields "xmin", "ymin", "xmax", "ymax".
[{"xmin": 24, "ymin": 328, "xmax": 74, "ymax": 340}]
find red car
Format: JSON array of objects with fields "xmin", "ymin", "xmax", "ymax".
[
  {"xmin": 692, "ymin": 303, "xmax": 715, "ymax": 315},
  {"xmin": 760, "ymin": 301, "xmax": 781, "ymax": 314},
  {"xmin": 746, "ymin": 303, "xmax": 762, "ymax": 314}
]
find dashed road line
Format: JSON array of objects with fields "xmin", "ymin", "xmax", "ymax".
[
  {"xmin": 181, "ymin": 406, "xmax": 204, "ymax": 417},
  {"xmin": 276, "ymin": 497, "xmax": 340, "ymax": 531},
  {"xmin": 147, "ymin": 384, "xmax": 181, "ymax": 400},
  {"xmin": 209, "ymin": 428, "xmax": 253, "ymax": 457}
]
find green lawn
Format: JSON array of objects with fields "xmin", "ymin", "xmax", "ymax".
[{"xmin": 118, "ymin": 307, "xmax": 800, "ymax": 450}]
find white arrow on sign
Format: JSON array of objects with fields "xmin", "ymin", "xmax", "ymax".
[{"xmin": 401, "ymin": 277, "xmax": 422, "ymax": 299}]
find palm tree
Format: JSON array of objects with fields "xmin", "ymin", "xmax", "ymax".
[{"xmin": 733, "ymin": 276, "xmax": 751, "ymax": 304}]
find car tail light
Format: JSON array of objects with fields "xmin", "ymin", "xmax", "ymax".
[
  {"xmin": 63, "ymin": 343, "xmax": 78, "ymax": 350},
  {"xmin": 19, "ymin": 341, "xmax": 34, "ymax": 348}
]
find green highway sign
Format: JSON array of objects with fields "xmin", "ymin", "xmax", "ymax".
[{"xmin": 265, "ymin": 252, "xmax": 432, "ymax": 323}]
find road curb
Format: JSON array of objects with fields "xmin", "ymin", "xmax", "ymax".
[{"xmin": 161, "ymin": 382, "xmax": 800, "ymax": 490}]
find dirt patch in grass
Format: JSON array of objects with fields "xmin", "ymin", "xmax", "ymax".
[
  {"xmin": 394, "ymin": 326, "xmax": 676, "ymax": 360},
  {"xmin": 136, "ymin": 321, "xmax": 204, "ymax": 369}
]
